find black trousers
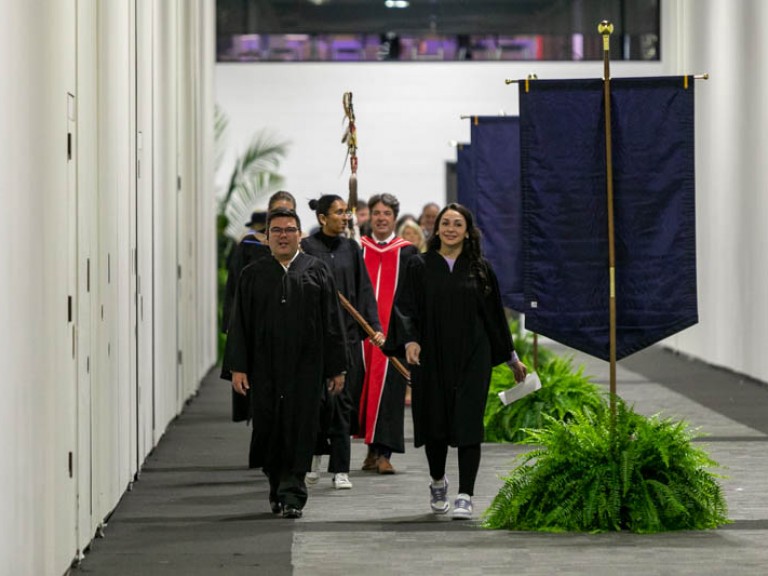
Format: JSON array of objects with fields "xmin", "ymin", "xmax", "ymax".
[
  {"xmin": 321, "ymin": 341, "xmax": 364, "ymax": 474},
  {"xmin": 267, "ymin": 469, "xmax": 308, "ymax": 510},
  {"xmin": 424, "ymin": 441, "xmax": 482, "ymax": 497}
]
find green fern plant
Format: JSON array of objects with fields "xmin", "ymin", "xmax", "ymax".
[
  {"xmin": 483, "ymin": 399, "xmax": 729, "ymax": 533},
  {"xmin": 485, "ymin": 328, "xmax": 605, "ymax": 443}
]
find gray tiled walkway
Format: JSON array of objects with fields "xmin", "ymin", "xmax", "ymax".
[{"xmin": 75, "ymin": 344, "xmax": 768, "ymax": 575}]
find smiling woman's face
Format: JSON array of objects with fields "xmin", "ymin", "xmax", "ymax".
[{"xmin": 436, "ymin": 209, "xmax": 467, "ymax": 249}]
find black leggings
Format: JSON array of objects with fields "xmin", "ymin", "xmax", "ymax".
[{"xmin": 424, "ymin": 441, "xmax": 481, "ymax": 497}]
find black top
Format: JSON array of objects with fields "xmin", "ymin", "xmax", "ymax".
[
  {"xmin": 301, "ymin": 232, "xmax": 381, "ymax": 344},
  {"xmin": 384, "ymin": 251, "xmax": 514, "ymax": 447}
]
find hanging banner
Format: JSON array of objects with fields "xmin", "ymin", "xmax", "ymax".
[
  {"xmin": 456, "ymin": 143, "xmax": 474, "ymax": 213},
  {"xmin": 470, "ymin": 116, "xmax": 524, "ymax": 312},
  {"xmin": 521, "ymin": 76, "xmax": 697, "ymax": 360}
]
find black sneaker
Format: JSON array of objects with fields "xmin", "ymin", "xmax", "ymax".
[
  {"xmin": 282, "ymin": 506, "xmax": 303, "ymax": 519},
  {"xmin": 269, "ymin": 500, "xmax": 282, "ymax": 515}
]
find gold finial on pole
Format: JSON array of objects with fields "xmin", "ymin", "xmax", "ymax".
[
  {"xmin": 505, "ymin": 73, "xmax": 538, "ymax": 85},
  {"xmin": 598, "ymin": 20, "xmax": 614, "ymax": 53}
]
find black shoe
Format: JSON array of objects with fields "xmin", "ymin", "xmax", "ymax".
[
  {"xmin": 282, "ymin": 506, "xmax": 303, "ymax": 519},
  {"xmin": 270, "ymin": 500, "xmax": 282, "ymax": 514}
]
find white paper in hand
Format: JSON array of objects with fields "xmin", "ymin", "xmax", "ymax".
[{"xmin": 498, "ymin": 372, "xmax": 542, "ymax": 406}]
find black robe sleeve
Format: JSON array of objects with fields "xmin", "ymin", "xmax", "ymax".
[
  {"xmin": 318, "ymin": 262, "xmax": 349, "ymax": 378},
  {"xmin": 223, "ymin": 264, "xmax": 254, "ymax": 376},
  {"xmin": 221, "ymin": 241, "xmax": 244, "ymax": 334},
  {"xmin": 222, "ymin": 237, "xmax": 269, "ymax": 334},
  {"xmin": 382, "ymin": 254, "xmax": 424, "ymax": 358}
]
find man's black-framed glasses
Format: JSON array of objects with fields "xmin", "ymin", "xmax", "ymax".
[{"xmin": 269, "ymin": 226, "xmax": 299, "ymax": 236}]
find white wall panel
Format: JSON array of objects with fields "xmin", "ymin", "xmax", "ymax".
[
  {"xmin": 76, "ymin": 0, "xmax": 99, "ymax": 554},
  {"xmin": 42, "ymin": 1, "xmax": 79, "ymax": 571},
  {"xmin": 1, "ymin": 0, "xmax": 216, "ymax": 572},
  {"xmin": 1, "ymin": 3, "xmax": 56, "ymax": 574},
  {"xmin": 199, "ymin": 0, "xmax": 219, "ymax": 375},
  {"xmin": 662, "ymin": 0, "xmax": 768, "ymax": 384},
  {"xmin": 153, "ymin": 0, "xmax": 181, "ymax": 434},
  {"xmin": 94, "ymin": 0, "xmax": 135, "ymax": 525},
  {"xmin": 177, "ymin": 0, "xmax": 197, "ymax": 403},
  {"xmin": 136, "ymin": 0, "xmax": 156, "ymax": 465}
]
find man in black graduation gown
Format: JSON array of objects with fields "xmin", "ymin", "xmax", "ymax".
[{"xmin": 225, "ymin": 208, "xmax": 348, "ymax": 519}]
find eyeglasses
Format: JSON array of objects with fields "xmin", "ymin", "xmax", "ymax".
[
  {"xmin": 331, "ymin": 210, "xmax": 353, "ymax": 217},
  {"xmin": 269, "ymin": 226, "xmax": 299, "ymax": 236}
]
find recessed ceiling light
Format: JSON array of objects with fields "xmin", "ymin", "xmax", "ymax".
[{"xmin": 385, "ymin": 0, "xmax": 410, "ymax": 8}]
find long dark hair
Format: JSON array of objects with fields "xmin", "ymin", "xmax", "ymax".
[{"xmin": 427, "ymin": 203, "xmax": 491, "ymax": 294}]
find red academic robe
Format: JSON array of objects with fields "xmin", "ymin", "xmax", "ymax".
[{"xmin": 359, "ymin": 236, "xmax": 418, "ymax": 450}]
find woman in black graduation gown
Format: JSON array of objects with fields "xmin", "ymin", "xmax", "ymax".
[
  {"xmin": 301, "ymin": 195, "xmax": 383, "ymax": 490},
  {"xmin": 384, "ymin": 203, "xmax": 527, "ymax": 520}
]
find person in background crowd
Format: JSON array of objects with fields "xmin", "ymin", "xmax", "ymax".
[
  {"xmin": 301, "ymin": 194, "xmax": 384, "ymax": 490},
  {"xmin": 384, "ymin": 203, "xmax": 527, "ymax": 520},
  {"xmin": 225, "ymin": 208, "xmax": 347, "ymax": 519},
  {"xmin": 417, "ymin": 202, "xmax": 440, "ymax": 240},
  {"xmin": 397, "ymin": 217, "xmax": 427, "ymax": 253},
  {"xmin": 359, "ymin": 193, "xmax": 418, "ymax": 474},
  {"xmin": 355, "ymin": 199, "xmax": 372, "ymax": 238}
]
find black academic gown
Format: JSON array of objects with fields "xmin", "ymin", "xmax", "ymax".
[
  {"xmin": 221, "ymin": 234, "xmax": 271, "ymax": 422},
  {"xmin": 301, "ymin": 232, "xmax": 381, "ymax": 436},
  {"xmin": 384, "ymin": 251, "xmax": 514, "ymax": 448},
  {"xmin": 224, "ymin": 252, "xmax": 347, "ymax": 473},
  {"xmin": 222, "ymin": 234, "xmax": 270, "ymax": 334}
]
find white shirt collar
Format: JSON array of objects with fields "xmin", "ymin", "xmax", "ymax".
[
  {"xmin": 372, "ymin": 232, "xmax": 396, "ymax": 244},
  {"xmin": 277, "ymin": 250, "xmax": 301, "ymax": 272}
]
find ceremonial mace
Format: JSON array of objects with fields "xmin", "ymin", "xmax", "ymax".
[{"xmin": 337, "ymin": 292, "xmax": 411, "ymax": 383}]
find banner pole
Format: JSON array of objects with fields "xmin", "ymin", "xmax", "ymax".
[{"xmin": 599, "ymin": 20, "xmax": 618, "ymax": 423}]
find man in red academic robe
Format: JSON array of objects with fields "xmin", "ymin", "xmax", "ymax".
[{"xmin": 359, "ymin": 194, "xmax": 418, "ymax": 474}]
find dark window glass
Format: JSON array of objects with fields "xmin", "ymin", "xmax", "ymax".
[{"xmin": 217, "ymin": 0, "xmax": 660, "ymax": 62}]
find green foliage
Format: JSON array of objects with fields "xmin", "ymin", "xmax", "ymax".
[
  {"xmin": 214, "ymin": 107, "xmax": 289, "ymax": 362},
  {"xmin": 482, "ymin": 400, "xmax": 729, "ymax": 533},
  {"xmin": 484, "ymin": 327, "xmax": 605, "ymax": 443}
]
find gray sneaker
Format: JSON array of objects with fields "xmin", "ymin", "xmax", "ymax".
[
  {"xmin": 305, "ymin": 455, "xmax": 322, "ymax": 485},
  {"xmin": 452, "ymin": 493, "xmax": 473, "ymax": 520},
  {"xmin": 429, "ymin": 477, "xmax": 450, "ymax": 514}
]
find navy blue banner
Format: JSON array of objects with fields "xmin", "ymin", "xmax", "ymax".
[
  {"xmin": 521, "ymin": 77, "xmax": 697, "ymax": 360},
  {"xmin": 470, "ymin": 116, "xmax": 524, "ymax": 311},
  {"xmin": 456, "ymin": 143, "xmax": 474, "ymax": 213}
]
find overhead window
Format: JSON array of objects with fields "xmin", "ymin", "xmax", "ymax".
[{"xmin": 217, "ymin": 0, "xmax": 660, "ymax": 62}]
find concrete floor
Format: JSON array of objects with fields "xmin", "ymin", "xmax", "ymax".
[{"xmin": 74, "ymin": 343, "xmax": 768, "ymax": 575}]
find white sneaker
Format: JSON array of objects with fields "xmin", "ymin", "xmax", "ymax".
[
  {"xmin": 452, "ymin": 493, "xmax": 473, "ymax": 520},
  {"xmin": 332, "ymin": 472, "xmax": 353, "ymax": 490},
  {"xmin": 305, "ymin": 455, "xmax": 322, "ymax": 485}
]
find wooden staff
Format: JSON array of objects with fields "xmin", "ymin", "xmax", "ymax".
[
  {"xmin": 337, "ymin": 291, "xmax": 411, "ymax": 382},
  {"xmin": 599, "ymin": 20, "xmax": 618, "ymax": 423}
]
